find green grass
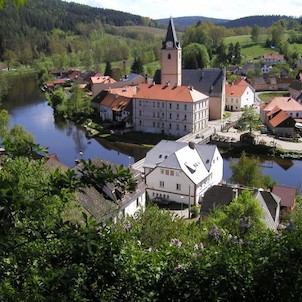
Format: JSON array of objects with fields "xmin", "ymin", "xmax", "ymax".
[
  {"xmin": 258, "ymin": 92, "xmax": 290, "ymax": 103},
  {"xmin": 224, "ymin": 34, "xmax": 268, "ymax": 46},
  {"xmin": 240, "ymin": 44, "xmax": 273, "ymax": 62}
]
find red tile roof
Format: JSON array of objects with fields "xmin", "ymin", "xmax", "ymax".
[
  {"xmin": 272, "ymin": 185, "xmax": 296, "ymax": 209},
  {"xmin": 268, "ymin": 110, "xmax": 290, "ymax": 128},
  {"xmin": 266, "ymin": 106, "xmax": 281, "ymax": 117},
  {"xmin": 233, "ymin": 78, "xmax": 250, "ymax": 86},
  {"xmin": 264, "ymin": 53, "xmax": 285, "ymax": 61},
  {"xmin": 225, "ymin": 84, "xmax": 248, "ymax": 98},
  {"xmin": 262, "ymin": 97, "xmax": 302, "ymax": 112},
  {"xmin": 100, "ymin": 93, "xmax": 132, "ymax": 112},
  {"xmin": 108, "ymin": 86, "xmax": 138, "ymax": 98},
  {"xmin": 90, "ymin": 76, "xmax": 116, "ymax": 84},
  {"xmin": 134, "ymin": 83, "xmax": 208, "ymax": 102}
]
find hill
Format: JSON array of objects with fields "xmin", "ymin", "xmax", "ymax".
[
  {"xmin": 157, "ymin": 15, "xmax": 301, "ymax": 29},
  {"xmin": 0, "ymin": 0, "xmax": 157, "ymax": 56},
  {"xmin": 223, "ymin": 15, "xmax": 300, "ymax": 28},
  {"xmin": 157, "ymin": 16, "xmax": 229, "ymax": 26}
]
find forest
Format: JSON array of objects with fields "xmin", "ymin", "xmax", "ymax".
[{"xmin": 1, "ymin": 0, "xmax": 302, "ymax": 81}]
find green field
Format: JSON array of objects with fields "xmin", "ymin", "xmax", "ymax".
[{"xmin": 224, "ymin": 34, "xmax": 268, "ymax": 46}]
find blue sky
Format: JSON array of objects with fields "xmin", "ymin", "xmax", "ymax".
[{"xmin": 62, "ymin": 0, "xmax": 302, "ymax": 20}]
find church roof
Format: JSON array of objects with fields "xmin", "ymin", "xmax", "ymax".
[
  {"xmin": 162, "ymin": 17, "xmax": 180, "ymax": 49},
  {"xmin": 182, "ymin": 68, "xmax": 225, "ymax": 97}
]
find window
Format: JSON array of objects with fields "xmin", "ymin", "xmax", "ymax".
[
  {"xmin": 153, "ymin": 112, "xmax": 155, "ymax": 117},
  {"xmin": 165, "ymin": 170, "xmax": 169, "ymax": 175},
  {"xmin": 296, "ymin": 113, "xmax": 299, "ymax": 117},
  {"xmin": 184, "ymin": 104, "xmax": 187, "ymax": 110},
  {"xmin": 161, "ymin": 169, "xmax": 164, "ymax": 174},
  {"xmin": 139, "ymin": 100, "xmax": 142, "ymax": 106},
  {"xmin": 139, "ymin": 110, "xmax": 141, "ymax": 116},
  {"xmin": 184, "ymin": 114, "xmax": 187, "ymax": 121},
  {"xmin": 169, "ymin": 123, "xmax": 172, "ymax": 129},
  {"xmin": 176, "ymin": 183, "xmax": 181, "ymax": 191},
  {"xmin": 153, "ymin": 121, "xmax": 155, "ymax": 127},
  {"xmin": 169, "ymin": 103, "xmax": 172, "ymax": 109},
  {"xmin": 176, "ymin": 114, "xmax": 179, "ymax": 120},
  {"xmin": 139, "ymin": 120, "xmax": 142, "ymax": 126},
  {"xmin": 176, "ymin": 104, "xmax": 179, "ymax": 110},
  {"xmin": 176, "ymin": 124, "xmax": 179, "ymax": 130},
  {"xmin": 184, "ymin": 125, "xmax": 187, "ymax": 131},
  {"xmin": 159, "ymin": 181, "xmax": 164, "ymax": 187},
  {"xmin": 169, "ymin": 113, "xmax": 172, "ymax": 119},
  {"xmin": 170, "ymin": 170, "xmax": 174, "ymax": 176},
  {"xmin": 168, "ymin": 54, "xmax": 171, "ymax": 59}
]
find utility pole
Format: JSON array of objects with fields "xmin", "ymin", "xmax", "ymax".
[{"xmin": 188, "ymin": 184, "xmax": 191, "ymax": 219}]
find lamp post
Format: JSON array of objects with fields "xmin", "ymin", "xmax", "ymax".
[
  {"xmin": 180, "ymin": 196, "xmax": 184, "ymax": 218},
  {"xmin": 188, "ymin": 184, "xmax": 191, "ymax": 219}
]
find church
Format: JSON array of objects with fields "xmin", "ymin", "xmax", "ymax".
[{"xmin": 133, "ymin": 18, "xmax": 226, "ymax": 137}]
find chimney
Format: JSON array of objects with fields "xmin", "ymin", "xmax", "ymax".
[{"xmin": 188, "ymin": 141, "xmax": 195, "ymax": 149}]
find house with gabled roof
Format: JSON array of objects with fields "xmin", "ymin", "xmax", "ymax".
[
  {"xmin": 288, "ymin": 79, "xmax": 302, "ymax": 100},
  {"xmin": 201, "ymin": 184, "xmax": 281, "ymax": 230},
  {"xmin": 225, "ymin": 78, "xmax": 255, "ymax": 111},
  {"xmin": 267, "ymin": 108, "xmax": 296, "ymax": 137},
  {"xmin": 72, "ymin": 158, "xmax": 146, "ymax": 221},
  {"xmin": 260, "ymin": 97, "xmax": 302, "ymax": 125},
  {"xmin": 143, "ymin": 140, "xmax": 223, "ymax": 207},
  {"xmin": 263, "ymin": 53, "xmax": 285, "ymax": 64},
  {"xmin": 90, "ymin": 75, "xmax": 117, "ymax": 96},
  {"xmin": 272, "ymin": 185, "xmax": 297, "ymax": 212}
]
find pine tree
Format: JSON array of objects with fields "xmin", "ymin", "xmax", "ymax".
[{"xmin": 104, "ymin": 61, "xmax": 113, "ymax": 77}]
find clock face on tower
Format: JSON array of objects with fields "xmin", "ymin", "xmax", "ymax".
[{"xmin": 166, "ymin": 41, "xmax": 173, "ymax": 48}]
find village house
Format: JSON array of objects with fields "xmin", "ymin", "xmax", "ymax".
[
  {"xmin": 260, "ymin": 97, "xmax": 302, "ymax": 137},
  {"xmin": 263, "ymin": 53, "xmax": 285, "ymax": 64},
  {"xmin": 92, "ymin": 86, "xmax": 137, "ymax": 128},
  {"xmin": 90, "ymin": 73, "xmax": 147, "ymax": 97},
  {"xmin": 200, "ymin": 184, "xmax": 281, "ymax": 230},
  {"xmin": 72, "ymin": 158, "xmax": 146, "ymax": 221},
  {"xmin": 251, "ymin": 76, "xmax": 278, "ymax": 91},
  {"xmin": 288, "ymin": 79, "xmax": 302, "ymax": 100},
  {"xmin": 272, "ymin": 185, "xmax": 297, "ymax": 213},
  {"xmin": 225, "ymin": 78, "xmax": 255, "ymax": 111},
  {"xmin": 143, "ymin": 140, "xmax": 223, "ymax": 207}
]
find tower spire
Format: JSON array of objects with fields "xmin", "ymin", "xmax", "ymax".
[{"xmin": 162, "ymin": 17, "xmax": 180, "ymax": 49}]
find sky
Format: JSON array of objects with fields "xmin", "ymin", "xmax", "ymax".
[{"xmin": 62, "ymin": 0, "xmax": 302, "ymax": 20}]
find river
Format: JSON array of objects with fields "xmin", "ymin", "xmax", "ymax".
[{"xmin": 2, "ymin": 73, "xmax": 302, "ymax": 192}]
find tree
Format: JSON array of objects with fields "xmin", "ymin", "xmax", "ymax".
[
  {"xmin": 236, "ymin": 106, "xmax": 260, "ymax": 134},
  {"xmin": 131, "ymin": 57, "xmax": 144, "ymax": 74},
  {"xmin": 215, "ymin": 42, "xmax": 228, "ymax": 67},
  {"xmin": 230, "ymin": 151, "xmax": 276, "ymax": 188},
  {"xmin": 0, "ymin": 71, "xmax": 9, "ymax": 101},
  {"xmin": 183, "ymin": 43, "xmax": 209, "ymax": 69},
  {"xmin": 0, "ymin": 0, "xmax": 26, "ymax": 9},
  {"xmin": 251, "ymin": 25, "xmax": 260, "ymax": 43},
  {"xmin": 233, "ymin": 42, "xmax": 241, "ymax": 65},
  {"xmin": 227, "ymin": 42, "xmax": 235, "ymax": 64},
  {"xmin": 104, "ymin": 60, "xmax": 113, "ymax": 77}
]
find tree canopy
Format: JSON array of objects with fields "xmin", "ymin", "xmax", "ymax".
[{"xmin": 230, "ymin": 151, "xmax": 276, "ymax": 188}]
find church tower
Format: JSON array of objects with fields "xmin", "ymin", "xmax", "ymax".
[{"xmin": 160, "ymin": 18, "xmax": 182, "ymax": 86}]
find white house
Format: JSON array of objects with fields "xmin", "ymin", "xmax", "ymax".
[
  {"xmin": 225, "ymin": 79, "xmax": 255, "ymax": 111},
  {"xmin": 143, "ymin": 140, "xmax": 223, "ymax": 207},
  {"xmin": 133, "ymin": 83, "xmax": 209, "ymax": 137}
]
